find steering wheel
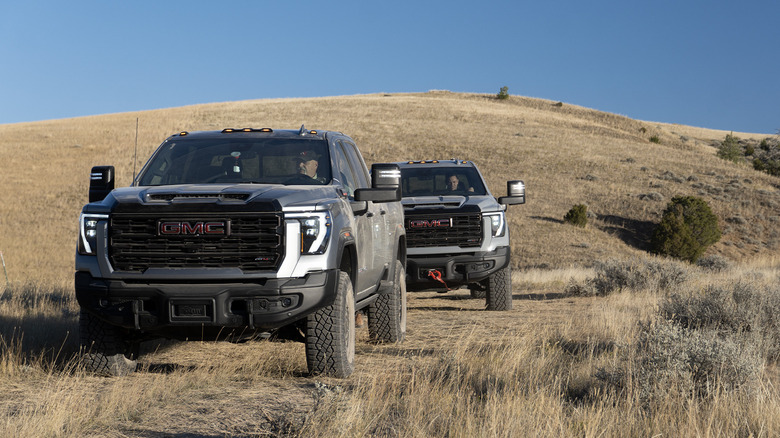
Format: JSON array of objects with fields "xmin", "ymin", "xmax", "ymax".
[
  {"xmin": 202, "ymin": 171, "xmax": 227, "ymax": 183},
  {"xmin": 284, "ymin": 174, "xmax": 320, "ymax": 185}
]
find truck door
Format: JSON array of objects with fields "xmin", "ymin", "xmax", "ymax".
[{"xmin": 332, "ymin": 140, "xmax": 384, "ymax": 299}]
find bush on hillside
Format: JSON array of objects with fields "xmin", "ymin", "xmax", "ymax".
[
  {"xmin": 496, "ymin": 86, "xmax": 509, "ymax": 100},
  {"xmin": 695, "ymin": 254, "xmax": 731, "ymax": 272},
  {"xmin": 633, "ymin": 319, "xmax": 761, "ymax": 404},
  {"xmin": 564, "ymin": 258, "xmax": 689, "ymax": 297},
  {"xmin": 650, "ymin": 196, "xmax": 720, "ymax": 263},
  {"xmin": 563, "ymin": 204, "xmax": 588, "ymax": 228},
  {"xmin": 659, "ymin": 282, "xmax": 780, "ymax": 360},
  {"xmin": 717, "ymin": 133, "xmax": 743, "ymax": 163}
]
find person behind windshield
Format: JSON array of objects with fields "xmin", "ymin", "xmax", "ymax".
[
  {"xmin": 296, "ymin": 150, "xmax": 326, "ymax": 183},
  {"xmin": 447, "ymin": 174, "xmax": 473, "ymax": 193}
]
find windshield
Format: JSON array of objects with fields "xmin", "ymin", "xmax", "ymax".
[
  {"xmin": 137, "ymin": 137, "xmax": 331, "ymax": 186},
  {"xmin": 400, "ymin": 167, "xmax": 487, "ymax": 196}
]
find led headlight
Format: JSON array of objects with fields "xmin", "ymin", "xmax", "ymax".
[
  {"xmin": 78, "ymin": 213, "xmax": 108, "ymax": 255},
  {"xmin": 288, "ymin": 212, "xmax": 331, "ymax": 254},
  {"xmin": 484, "ymin": 212, "xmax": 506, "ymax": 237}
]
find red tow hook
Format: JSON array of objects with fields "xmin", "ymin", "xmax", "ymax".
[{"xmin": 427, "ymin": 269, "xmax": 451, "ymax": 292}]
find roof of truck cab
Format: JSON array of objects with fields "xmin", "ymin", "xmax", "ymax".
[
  {"xmin": 165, "ymin": 127, "xmax": 345, "ymax": 141},
  {"xmin": 394, "ymin": 160, "xmax": 477, "ymax": 168}
]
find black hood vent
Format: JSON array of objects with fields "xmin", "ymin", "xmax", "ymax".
[{"xmin": 146, "ymin": 193, "xmax": 250, "ymax": 202}]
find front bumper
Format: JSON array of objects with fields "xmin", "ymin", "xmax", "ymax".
[
  {"xmin": 405, "ymin": 246, "xmax": 510, "ymax": 291},
  {"xmin": 75, "ymin": 269, "xmax": 338, "ymax": 338}
]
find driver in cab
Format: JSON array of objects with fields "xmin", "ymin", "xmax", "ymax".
[{"xmin": 296, "ymin": 150, "xmax": 326, "ymax": 183}]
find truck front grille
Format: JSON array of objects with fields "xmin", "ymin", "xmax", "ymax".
[
  {"xmin": 108, "ymin": 213, "xmax": 283, "ymax": 272},
  {"xmin": 405, "ymin": 213, "xmax": 482, "ymax": 248}
]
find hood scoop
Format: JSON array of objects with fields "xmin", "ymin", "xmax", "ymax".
[
  {"xmin": 146, "ymin": 193, "xmax": 250, "ymax": 202},
  {"xmin": 402, "ymin": 195, "xmax": 465, "ymax": 209}
]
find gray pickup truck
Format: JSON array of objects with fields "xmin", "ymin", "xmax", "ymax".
[
  {"xmin": 392, "ymin": 160, "xmax": 525, "ymax": 311},
  {"xmin": 76, "ymin": 126, "xmax": 406, "ymax": 378}
]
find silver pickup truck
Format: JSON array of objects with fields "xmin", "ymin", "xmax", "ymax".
[
  {"xmin": 76, "ymin": 126, "xmax": 406, "ymax": 378},
  {"xmin": 390, "ymin": 160, "xmax": 524, "ymax": 311}
]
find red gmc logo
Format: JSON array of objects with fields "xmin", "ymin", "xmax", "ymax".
[
  {"xmin": 408, "ymin": 218, "xmax": 452, "ymax": 228},
  {"xmin": 158, "ymin": 221, "xmax": 229, "ymax": 236}
]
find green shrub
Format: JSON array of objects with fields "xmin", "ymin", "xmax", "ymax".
[
  {"xmin": 744, "ymin": 143, "xmax": 755, "ymax": 156},
  {"xmin": 650, "ymin": 196, "xmax": 721, "ymax": 263},
  {"xmin": 649, "ymin": 135, "xmax": 660, "ymax": 144},
  {"xmin": 496, "ymin": 86, "xmax": 509, "ymax": 100},
  {"xmin": 717, "ymin": 133, "xmax": 743, "ymax": 163},
  {"xmin": 563, "ymin": 204, "xmax": 587, "ymax": 227}
]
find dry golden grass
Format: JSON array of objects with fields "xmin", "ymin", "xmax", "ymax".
[
  {"xmin": 1, "ymin": 92, "xmax": 779, "ymax": 436},
  {"xmin": 2, "ymin": 264, "xmax": 779, "ymax": 437}
]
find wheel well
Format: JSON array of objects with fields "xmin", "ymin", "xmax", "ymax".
[
  {"xmin": 398, "ymin": 235, "xmax": 407, "ymax": 266},
  {"xmin": 340, "ymin": 244, "xmax": 357, "ymax": 287}
]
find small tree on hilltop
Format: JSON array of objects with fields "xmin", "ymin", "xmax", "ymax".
[
  {"xmin": 650, "ymin": 196, "xmax": 721, "ymax": 263},
  {"xmin": 497, "ymin": 86, "xmax": 509, "ymax": 100}
]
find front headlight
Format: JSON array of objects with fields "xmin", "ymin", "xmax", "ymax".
[
  {"xmin": 288, "ymin": 212, "xmax": 331, "ymax": 254},
  {"xmin": 485, "ymin": 212, "xmax": 506, "ymax": 237},
  {"xmin": 78, "ymin": 213, "xmax": 108, "ymax": 255}
]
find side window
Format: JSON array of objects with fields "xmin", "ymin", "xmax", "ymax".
[
  {"xmin": 340, "ymin": 140, "xmax": 370, "ymax": 188},
  {"xmin": 332, "ymin": 141, "xmax": 358, "ymax": 198}
]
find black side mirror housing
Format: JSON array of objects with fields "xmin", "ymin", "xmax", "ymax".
[
  {"xmin": 89, "ymin": 166, "xmax": 115, "ymax": 203},
  {"xmin": 498, "ymin": 180, "xmax": 525, "ymax": 205},
  {"xmin": 355, "ymin": 164, "xmax": 401, "ymax": 203}
]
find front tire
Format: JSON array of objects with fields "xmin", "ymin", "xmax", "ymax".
[
  {"xmin": 306, "ymin": 271, "xmax": 355, "ymax": 377},
  {"xmin": 79, "ymin": 310, "xmax": 138, "ymax": 376},
  {"xmin": 486, "ymin": 264, "xmax": 513, "ymax": 311},
  {"xmin": 368, "ymin": 260, "xmax": 407, "ymax": 343}
]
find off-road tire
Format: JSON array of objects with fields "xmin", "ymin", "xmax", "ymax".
[
  {"xmin": 306, "ymin": 271, "xmax": 355, "ymax": 377},
  {"xmin": 79, "ymin": 310, "xmax": 138, "ymax": 376},
  {"xmin": 486, "ymin": 264, "xmax": 513, "ymax": 311},
  {"xmin": 368, "ymin": 260, "xmax": 407, "ymax": 343}
]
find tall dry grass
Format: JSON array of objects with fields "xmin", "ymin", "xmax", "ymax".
[{"xmin": 0, "ymin": 261, "xmax": 778, "ymax": 436}]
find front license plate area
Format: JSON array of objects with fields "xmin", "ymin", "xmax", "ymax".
[{"xmin": 170, "ymin": 299, "xmax": 215, "ymax": 323}]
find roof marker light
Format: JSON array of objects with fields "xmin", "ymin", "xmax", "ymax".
[{"xmin": 179, "ymin": 131, "xmax": 188, "ymax": 136}]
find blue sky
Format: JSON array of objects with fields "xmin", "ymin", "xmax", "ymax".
[{"xmin": 1, "ymin": 1, "xmax": 778, "ymax": 134}]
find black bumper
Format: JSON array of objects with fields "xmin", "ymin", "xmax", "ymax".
[
  {"xmin": 405, "ymin": 246, "xmax": 510, "ymax": 291},
  {"xmin": 75, "ymin": 269, "xmax": 339, "ymax": 338}
]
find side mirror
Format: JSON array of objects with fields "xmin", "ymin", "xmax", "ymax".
[
  {"xmin": 89, "ymin": 166, "xmax": 115, "ymax": 203},
  {"xmin": 355, "ymin": 164, "xmax": 401, "ymax": 203},
  {"xmin": 498, "ymin": 180, "xmax": 525, "ymax": 205}
]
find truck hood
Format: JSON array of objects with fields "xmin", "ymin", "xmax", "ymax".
[
  {"xmin": 401, "ymin": 195, "xmax": 501, "ymax": 213},
  {"xmin": 97, "ymin": 184, "xmax": 342, "ymax": 213}
]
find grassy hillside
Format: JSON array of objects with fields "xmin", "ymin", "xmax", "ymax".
[
  {"xmin": 1, "ymin": 92, "xmax": 779, "ymax": 436},
  {"xmin": 0, "ymin": 91, "xmax": 777, "ymax": 284}
]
